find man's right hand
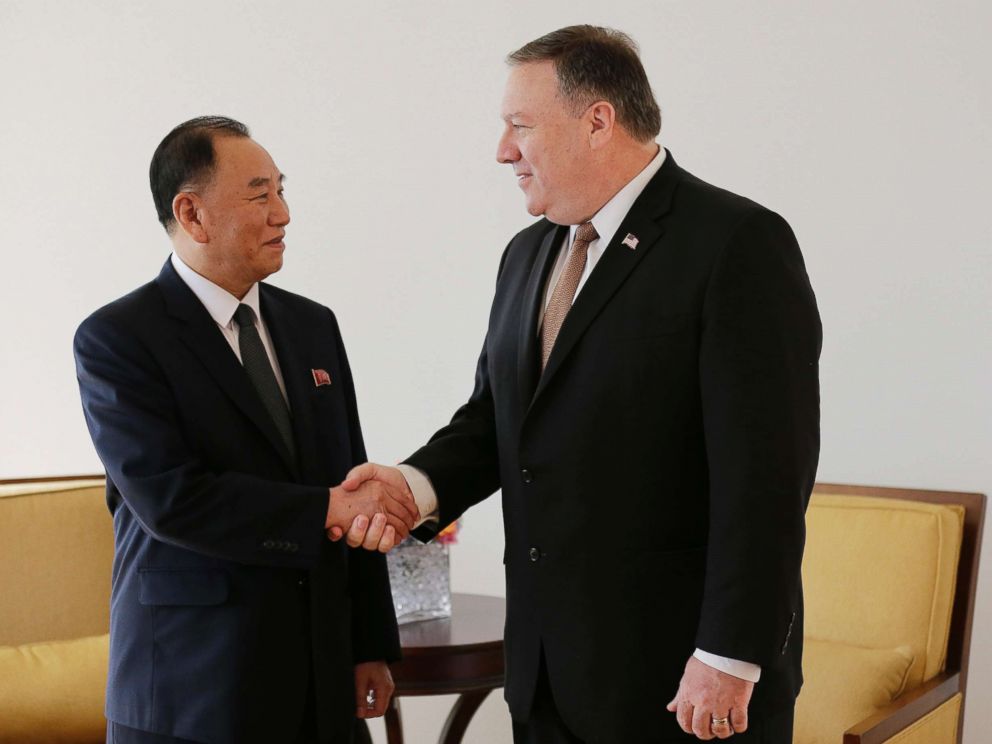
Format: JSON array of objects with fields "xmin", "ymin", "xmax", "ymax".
[
  {"xmin": 327, "ymin": 463, "xmax": 418, "ymax": 551},
  {"xmin": 325, "ymin": 471, "xmax": 418, "ymax": 552}
]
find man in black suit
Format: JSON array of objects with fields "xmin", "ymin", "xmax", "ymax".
[
  {"xmin": 74, "ymin": 116, "xmax": 418, "ymax": 744},
  {"xmin": 340, "ymin": 26, "xmax": 821, "ymax": 744}
]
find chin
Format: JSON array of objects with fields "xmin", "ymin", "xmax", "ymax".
[
  {"xmin": 524, "ymin": 197, "xmax": 545, "ymax": 217},
  {"xmin": 541, "ymin": 207, "xmax": 570, "ymax": 225},
  {"xmin": 259, "ymin": 257, "xmax": 284, "ymax": 278}
]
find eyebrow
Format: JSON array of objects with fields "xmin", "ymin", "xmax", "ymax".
[{"xmin": 247, "ymin": 174, "xmax": 286, "ymax": 189}]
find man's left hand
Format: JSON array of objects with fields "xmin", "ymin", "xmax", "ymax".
[
  {"xmin": 354, "ymin": 660, "xmax": 395, "ymax": 719},
  {"xmin": 666, "ymin": 656, "xmax": 753, "ymax": 740}
]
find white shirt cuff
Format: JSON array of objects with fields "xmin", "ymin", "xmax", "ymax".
[
  {"xmin": 395, "ymin": 464, "xmax": 439, "ymax": 528},
  {"xmin": 693, "ymin": 649, "xmax": 761, "ymax": 683}
]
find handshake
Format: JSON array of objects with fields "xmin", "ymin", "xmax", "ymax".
[{"xmin": 324, "ymin": 463, "xmax": 418, "ymax": 552}]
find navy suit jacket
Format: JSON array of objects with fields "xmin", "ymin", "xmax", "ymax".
[
  {"xmin": 407, "ymin": 152, "xmax": 821, "ymax": 742},
  {"xmin": 74, "ymin": 259, "xmax": 399, "ymax": 743}
]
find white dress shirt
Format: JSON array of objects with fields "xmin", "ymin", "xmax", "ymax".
[
  {"xmin": 170, "ymin": 252, "xmax": 290, "ymax": 405},
  {"xmin": 399, "ymin": 146, "xmax": 760, "ymax": 682}
]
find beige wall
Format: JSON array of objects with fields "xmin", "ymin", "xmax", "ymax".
[{"xmin": 1, "ymin": 2, "xmax": 988, "ymax": 742}]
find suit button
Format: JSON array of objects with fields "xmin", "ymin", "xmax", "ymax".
[
  {"xmin": 262, "ymin": 539, "xmax": 275, "ymax": 550},
  {"xmin": 298, "ymin": 575, "xmax": 308, "ymax": 587},
  {"xmin": 521, "ymin": 469, "xmax": 533, "ymax": 484},
  {"xmin": 529, "ymin": 547, "xmax": 541, "ymax": 562}
]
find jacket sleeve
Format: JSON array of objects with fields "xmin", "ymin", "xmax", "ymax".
[
  {"xmin": 694, "ymin": 207, "xmax": 821, "ymax": 666},
  {"xmin": 402, "ymin": 243, "xmax": 514, "ymax": 538},
  {"xmin": 404, "ymin": 333, "xmax": 501, "ymax": 539},
  {"xmin": 73, "ymin": 312, "xmax": 330, "ymax": 568}
]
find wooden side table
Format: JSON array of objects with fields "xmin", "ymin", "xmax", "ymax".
[{"xmin": 385, "ymin": 593, "xmax": 506, "ymax": 744}]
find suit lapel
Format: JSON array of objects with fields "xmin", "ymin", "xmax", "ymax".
[
  {"xmin": 517, "ymin": 223, "xmax": 568, "ymax": 407},
  {"xmin": 530, "ymin": 153, "xmax": 682, "ymax": 407},
  {"xmin": 260, "ymin": 286, "xmax": 319, "ymax": 483},
  {"xmin": 156, "ymin": 260, "xmax": 300, "ymax": 479}
]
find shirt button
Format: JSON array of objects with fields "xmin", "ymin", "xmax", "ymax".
[
  {"xmin": 529, "ymin": 547, "xmax": 541, "ymax": 562},
  {"xmin": 521, "ymin": 469, "xmax": 534, "ymax": 484}
]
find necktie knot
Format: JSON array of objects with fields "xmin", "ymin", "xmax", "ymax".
[
  {"xmin": 234, "ymin": 304, "xmax": 255, "ymax": 329},
  {"xmin": 574, "ymin": 221, "xmax": 598, "ymax": 246}
]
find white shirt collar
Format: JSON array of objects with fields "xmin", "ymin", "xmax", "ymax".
[
  {"xmin": 570, "ymin": 145, "xmax": 667, "ymax": 246},
  {"xmin": 170, "ymin": 252, "xmax": 261, "ymax": 329}
]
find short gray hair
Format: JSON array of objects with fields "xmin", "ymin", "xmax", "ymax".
[{"xmin": 507, "ymin": 25, "xmax": 661, "ymax": 142}]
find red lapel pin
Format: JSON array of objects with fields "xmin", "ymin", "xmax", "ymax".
[{"xmin": 311, "ymin": 368, "xmax": 332, "ymax": 387}]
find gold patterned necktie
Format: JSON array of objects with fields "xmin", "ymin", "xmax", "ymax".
[{"xmin": 540, "ymin": 221, "xmax": 599, "ymax": 371}]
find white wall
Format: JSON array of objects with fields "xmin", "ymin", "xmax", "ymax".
[{"xmin": 1, "ymin": 1, "xmax": 988, "ymax": 742}]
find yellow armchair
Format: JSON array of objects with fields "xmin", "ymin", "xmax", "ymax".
[
  {"xmin": 796, "ymin": 483, "xmax": 985, "ymax": 744},
  {"xmin": 0, "ymin": 476, "xmax": 112, "ymax": 744}
]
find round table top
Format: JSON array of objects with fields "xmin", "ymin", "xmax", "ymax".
[{"xmin": 397, "ymin": 593, "xmax": 505, "ymax": 656}]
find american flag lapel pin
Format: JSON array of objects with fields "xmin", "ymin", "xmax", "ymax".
[
  {"xmin": 622, "ymin": 233, "xmax": 639, "ymax": 250},
  {"xmin": 311, "ymin": 368, "xmax": 332, "ymax": 387}
]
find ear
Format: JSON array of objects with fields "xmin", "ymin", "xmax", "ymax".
[
  {"xmin": 587, "ymin": 101, "xmax": 616, "ymax": 150},
  {"xmin": 173, "ymin": 191, "xmax": 208, "ymax": 243}
]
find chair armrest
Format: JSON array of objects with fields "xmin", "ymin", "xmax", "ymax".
[{"xmin": 843, "ymin": 672, "xmax": 960, "ymax": 744}]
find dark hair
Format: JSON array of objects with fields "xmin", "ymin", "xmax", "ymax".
[
  {"xmin": 149, "ymin": 116, "xmax": 250, "ymax": 233},
  {"xmin": 507, "ymin": 25, "xmax": 661, "ymax": 142}
]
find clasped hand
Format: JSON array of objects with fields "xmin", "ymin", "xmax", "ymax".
[{"xmin": 325, "ymin": 463, "xmax": 418, "ymax": 552}]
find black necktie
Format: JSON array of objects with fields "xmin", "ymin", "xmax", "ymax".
[{"xmin": 233, "ymin": 304, "xmax": 296, "ymax": 460}]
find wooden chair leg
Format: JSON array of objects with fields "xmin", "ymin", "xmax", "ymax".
[
  {"xmin": 439, "ymin": 688, "xmax": 494, "ymax": 744},
  {"xmin": 385, "ymin": 696, "xmax": 404, "ymax": 744}
]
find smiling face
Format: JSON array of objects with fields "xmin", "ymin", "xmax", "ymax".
[
  {"xmin": 175, "ymin": 135, "xmax": 290, "ymax": 296},
  {"xmin": 496, "ymin": 61, "xmax": 598, "ymax": 225}
]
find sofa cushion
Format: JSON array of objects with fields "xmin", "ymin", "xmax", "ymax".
[
  {"xmin": 802, "ymin": 493, "xmax": 963, "ymax": 688},
  {"xmin": 0, "ymin": 633, "xmax": 108, "ymax": 743},
  {"xmin": 794, "ymin": 638, "xmax": 914, "ymax": 744},
  {"xmin": 0, "ymin": 479, "xmax": 111, "ymax": 646}
]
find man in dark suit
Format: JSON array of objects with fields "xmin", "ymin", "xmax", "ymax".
[
  {"xmin": 74, "ymin": 116, "xmax": 418, "ymax": 744},
  {"xmin": 340, "ymin": 26, "xmax": 821, "ymax": 744}
]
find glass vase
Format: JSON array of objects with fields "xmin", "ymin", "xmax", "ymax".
[{"xmin": 386, "ymin": 537, "xmax": 452, "ymax": 624}]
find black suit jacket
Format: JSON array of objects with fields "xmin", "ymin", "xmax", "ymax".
[
  {"xmin": 407, "ymin": 152, "xmax": 821, "ymax": 742},
  {"xmin": 74, "ymin": 259, "xmax": 399, "ymax": 744}
]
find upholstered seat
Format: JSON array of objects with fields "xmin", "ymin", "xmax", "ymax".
[
  {"xmin": 0, "ymin": 478, "xmax": 111, "ymax": 744},
  {"xmin": 795, "ymin": 485, "xmax": 984, "ymax": 744}
]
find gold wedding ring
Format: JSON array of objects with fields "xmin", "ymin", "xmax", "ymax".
[{"xmin": 711, "ymin": 716, "xmax": 731, "ymax": 727}]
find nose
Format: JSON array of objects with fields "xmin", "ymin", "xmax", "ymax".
[
  {"xmin": 496, "ymin": 127, "xmax": 520, "ymax": 165},
  {"xmin": 271, "ymin": 194, "xmax": 290, "ymax": 227}
]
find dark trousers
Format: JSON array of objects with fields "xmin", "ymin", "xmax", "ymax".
[
  {"xmin": 106, "ymin": 722, "xmax": 199, "ymax": 744},
  {"xmin": 106, "ymin": 714, "xmax": 369, "ymax": 744},
  {"xmin": 106, "ymin": 682, "xmax": 327, "ymax": 744},
  {"xmin": 512, "ymin": 655, "xmax": 795, "ymax": 744}
]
